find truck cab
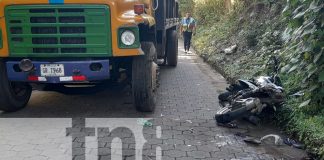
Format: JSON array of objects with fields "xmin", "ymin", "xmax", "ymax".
[{"xmin": 0, "ymin": 0, "xmax": 179, "ymax": 112}]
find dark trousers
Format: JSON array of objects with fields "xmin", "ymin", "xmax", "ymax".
[{"xmin": 183, "ymin": 31, "xmax": 193, "ymax": 51}]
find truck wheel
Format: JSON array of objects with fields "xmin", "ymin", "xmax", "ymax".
[
  {"xmin": 0, "ymin": 60, "xmax": 32, "ymax": 112},
  {"xmin": 132, "ymin": 42, "xmax": 157, "ymax": 112},
  {"xmin": 166, "ymin": 30, "xmax": 178, "ymax": 67}
]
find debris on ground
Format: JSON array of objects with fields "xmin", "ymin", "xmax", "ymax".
[
  {"xmin": 188, "ymin": 128, "xmax": 194, "ymax": 133},
  {"xmin": 243, "ymin": 137, "xmax": 262, "ymax": 145},
  {"xmin": 234, "ymin": 132, "xmax": 249, "ymax": 138},
  {"xmin": 284, "ymin": 138, "xmax": 305, "ymax": 149},
  {"xmin": 223, "ymin": 44, "xmax": 238, "ymax": 54},
  {"xmin": 290, "ymin": 91, "xmax": 304, "ymax": 97},
  {"xmin": 236, "ymin": 132, "xmax": 284, "ymax": 146},
  {"xmin": 186, "ymin": 120, "xmax": 193, "ymax": 124},
  {"xmin": 260, "ymin": 134, "xmax": 284, "ymax": 146},
  {"xmin": 217, "ymin": 122, "xmax": 238, "ymax": 128},
  {"xmin": 137, "ymin": 118, "xmax": 153, "ymax": 127}
]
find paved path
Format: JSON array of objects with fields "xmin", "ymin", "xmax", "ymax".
[{"xmin": 0, "ymin": 41, "xmax": 307, "ymax": 160}]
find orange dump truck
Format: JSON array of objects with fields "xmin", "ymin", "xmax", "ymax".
[{"xmin": 0, "ymin": 0, "xmax": 179, "ymax": 112}]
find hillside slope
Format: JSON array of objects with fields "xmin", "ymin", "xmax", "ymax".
[{"xmin": 181, "ymin": 0, "xmax": 324, "ymax": 157}]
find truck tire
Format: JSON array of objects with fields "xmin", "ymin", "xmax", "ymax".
[
  {"xmin": 132, "ymin": 42, "xmax": 157, "ymax": 112},
  {"xmin": 0, "ymin": 60, "xmax": 32, "ymax": 112},
  {"xmin": 166, "ymin": 30, "xmax": 178, "ymax": 67}
]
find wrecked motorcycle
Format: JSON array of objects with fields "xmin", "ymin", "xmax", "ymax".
[{"xmin": 215, "ymin": 56, "xmax": 284, "ymax": 124}]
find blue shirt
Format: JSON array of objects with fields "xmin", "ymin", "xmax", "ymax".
[{"xmin": 181, "ymin": 17, "xmax": 196, "ymax": 32}]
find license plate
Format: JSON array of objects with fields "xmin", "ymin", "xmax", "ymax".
[{"xmin": 40, "ymin": 64, "xmax": 65, "ymax": 77}]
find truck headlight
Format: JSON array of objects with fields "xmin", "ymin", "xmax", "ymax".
[
  {"xmin": 118, "ymin": 27, "xmax": 140, "ymax": 49},
  {"xmin": 121, "ymin": 30, "xmax": 136, "ymax": 46}
]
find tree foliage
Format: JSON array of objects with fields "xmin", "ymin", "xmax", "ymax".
[
  {"xmin": 178, "ymin": 0, "xmax": 195, "ymax": 17},
  {"xmin": 194, "ymin": 0, "xmax": 227, "ymax": 24}
]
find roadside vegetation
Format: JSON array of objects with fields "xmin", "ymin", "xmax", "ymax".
[{"xmin": 179, "ymin": 0, "xmax": 324, "ymax": 157}]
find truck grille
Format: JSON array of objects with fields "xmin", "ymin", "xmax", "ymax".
[{"xmin": 5, "ymin": 5, "xmax": 112, "ymax": 57}]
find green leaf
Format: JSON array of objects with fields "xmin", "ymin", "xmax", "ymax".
[
  {"xmin": 306, "ymin": 63, "xmax": 315, "ymax": 71},
  {"xmin": 319, "ymin": 71, "xmax": 324, "ymax": 82},
  {"xmin": 308, "ymin": 0, "xmax": 322, "ymax": 12},
  {"xmin": 282, "ymin": 4, "xmax": 290, "ymax": 14},
  {"xmin": 292, "ymin": 4, "xmax": 305, "ymax": 16},
  {"xmin": 314, "ymin": 50, "xmax": 323, "ymax": 63},
  {"xmin": 307, "ymin": 66, "xmax": 317, "ymax": 78},
  {"xmin": 290, "ymin": 58, "xmax": 299, "ymax": 63},
  {"xmin": 302, "ymin": 43, "xmax": 313, "ymax": 53},
  {"xmin": 308, "ymin": 85, "xmax": 319, "ymax": 92},
  {"xmin": 304, "ymin": 52, "xmax": 311, "ymax": 60},
  {"xmin": 282, "ymin": 27, "xmax": 292, "ymax": 42},
  {"xmin": 290, "ymin": 19, "xmax": 304, "ymax": 29},
  {"xmin": 292, "ymin": 25, "xmax": 304, "ymax": 38},
  {"xmin": 293, "ymin": 10, "xmax": 307, "ymax": 19},
  {"xmin": 288, "ymin": 65, "xmax": 298, "ymax": 73},
  {"xmin": 320, "ymin": 88, "xmax": 324, "ymax": 95},
  {"xmin": 281, "ymin": 64, "xmax": 291, "ymax": 73},
  {"xmin": 299, "ymin": 99, "xmax": 311, "ymax": 108},
  {"xmin": 301, "ymin": 24, "xmax": 317, "ymax": 37}
]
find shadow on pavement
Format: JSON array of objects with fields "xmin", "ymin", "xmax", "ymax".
[{"xmin": 0, "ymin": 81, "xmax": 154, "ymax": 118}]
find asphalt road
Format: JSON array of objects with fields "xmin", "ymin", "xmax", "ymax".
[{"xmin": 0, "ymin": 41, "xmax": 307, "ymax": 160}]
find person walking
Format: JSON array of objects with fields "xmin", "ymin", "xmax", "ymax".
[{"xmin": 180, "ymin": 12, "xmax": 196, "ymax": 54}]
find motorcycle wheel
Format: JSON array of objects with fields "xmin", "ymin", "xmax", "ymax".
[{"xmin": 215, "ymin": 106, "xmax": 250, "ymax": 124}]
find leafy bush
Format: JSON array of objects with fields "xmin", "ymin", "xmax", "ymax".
[
  {"xmin": 279, "ymin": 0, "xmax": 324, "ymax": 157},
  {"xmin": 246, "ymin": 31, "xmax": 258, "ymax": 47},
  {"xmin": 281, "ymin": 0, "xmax": 323, "ymax": 111}
]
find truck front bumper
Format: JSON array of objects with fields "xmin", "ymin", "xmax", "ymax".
[{"xmin": 6, "ymin": 60, "xmax": 110, "ymax": 83}]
